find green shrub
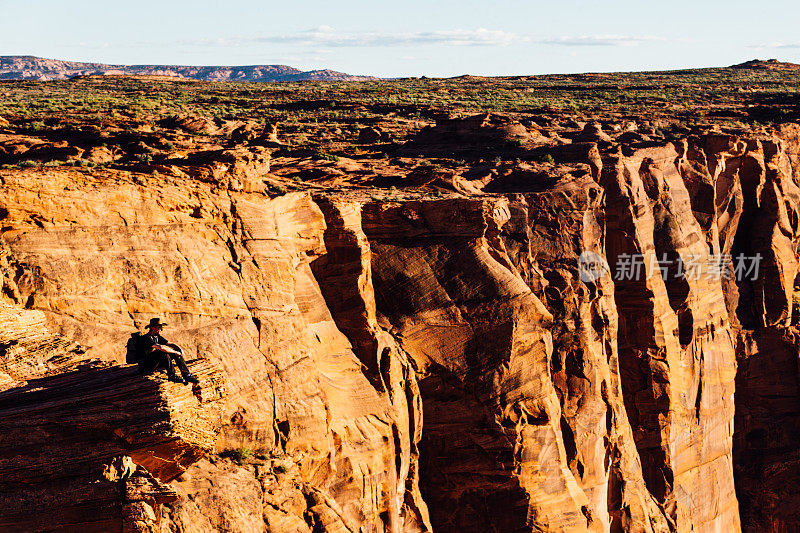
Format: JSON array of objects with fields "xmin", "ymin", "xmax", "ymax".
[
  {"xmin": 313, "ymin": 151, "xmax": 340, "ymax": 162},
  {"xmin": 226, "ymin": 447, "xmax": 253, "ymax": 464}
]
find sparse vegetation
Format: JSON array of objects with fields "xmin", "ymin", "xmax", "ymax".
[
  {"xmin": 0, "ymin": 66, "xmax": 798, "ymax": 128},
  {"xmin": 313, "ymin": 151, "xmax": 340, "ymax": 162},
  {"xmin": 223, "ymin": 447, "xmax": 253, "ymax": 464},
  {"xmin": 1, "ymin": 66, "xmax": 799, "ymax": 197}
]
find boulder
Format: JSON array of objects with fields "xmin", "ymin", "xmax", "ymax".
[
  {"xmin": 357, "ymin": 126, "xmax": 382, "ymax": 144},
  {"xmin": 85, "ymin": 145, "xmax": 116, "ymax": 164}
]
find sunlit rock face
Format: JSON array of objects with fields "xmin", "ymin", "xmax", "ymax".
[{"xmin": 3, "ymin": 125, "xmax": 800, "ymax": 531}]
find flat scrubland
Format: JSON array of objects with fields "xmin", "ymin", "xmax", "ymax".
[{"xmin": 0, "ymin": 66, "xmax": 797, "ymax": 198}]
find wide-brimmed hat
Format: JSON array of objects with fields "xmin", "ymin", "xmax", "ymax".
[{"xmin": 146, "ymin": 318, "xmax": 167, "ymax": 329}]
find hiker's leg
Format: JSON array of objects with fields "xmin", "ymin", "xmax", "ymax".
[
  {"xmin": 163, "ymin": 353, "xmax": 178, "ymax": 377},
  {"xmin": 169, "ymin": 353, "xmax": 191, "ymax": 376},
  {"xmin": 138, "ymin": 352, "xmax": 168, "ymax": 374},
  {"xmin": 168, "ymin": 352, "xmax": 198, "ymax": 383}
]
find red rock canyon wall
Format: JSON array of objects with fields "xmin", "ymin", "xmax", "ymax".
[{"xmin": 3, "ymin": 128, "xmax": 800, "ymax": 531}]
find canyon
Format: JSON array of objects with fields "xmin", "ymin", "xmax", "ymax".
[{"xmin": 1, "ymin": 70, "xmax": 799, "ymax": 531}]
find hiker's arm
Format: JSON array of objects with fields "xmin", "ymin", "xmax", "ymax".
[{"xmin": 151, "ymin": 344, "xmax": 181, "ymax": 355}]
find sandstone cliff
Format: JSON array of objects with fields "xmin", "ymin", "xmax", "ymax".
[{"xmin": 2, "ymin": 118, "xmax": 800, "ymax": 531}]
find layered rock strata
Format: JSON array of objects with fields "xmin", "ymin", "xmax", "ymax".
[
  {"xmin": 0, "ymin": 306, "xmax": 224, "ymax": 532},
  {"xmin": 0, "ymin": 172, "xmax": 431, "ymax": 532},
  {"xmin": 2, "ymin": 126, "xmax": 800, "ymax": 531}
]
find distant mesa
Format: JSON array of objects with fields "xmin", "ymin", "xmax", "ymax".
[
  {"xmin": 729, "ymin": 58, "xmax": 800, "ymax": 71},
  {"xmin": 0, "ymin": 55, "xmax": 378, "ymax": 82}
]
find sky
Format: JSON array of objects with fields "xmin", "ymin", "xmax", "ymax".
[{"xmin": 3, "ymin": 0, "xmax": 800, "ymax": 77}]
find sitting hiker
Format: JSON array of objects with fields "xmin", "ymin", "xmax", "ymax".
[{"xmin": 136, "ymin": 318, "xmax": 199, "ymax": 384}]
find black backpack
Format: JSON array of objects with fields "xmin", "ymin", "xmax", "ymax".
[{"xmin": 125, "ymin": 333, "xmax": 144, "ymax": 365}]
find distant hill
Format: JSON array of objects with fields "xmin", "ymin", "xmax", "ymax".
[
  {"xmin": 730, "ymin": 59, "xmax": 800, "ymax": 71},
  {"xmin": 0, "ymin": 56, "xmax": 377, "ymax": 82}
]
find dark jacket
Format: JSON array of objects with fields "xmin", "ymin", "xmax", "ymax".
[
  {"xmin": 139, "ymin": 333, "xmax": 167, "ymax": 355},
  {"xmin": 129, "ymin": 333, "xmax": 181, "ymax": 363}
]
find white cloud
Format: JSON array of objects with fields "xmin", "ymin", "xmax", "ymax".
[
  {"xmin": 750, "ymin": 42, "xmax": 800, "ymax": 49},
  {"xmin": 251, "ymin": 27, "xmax": 521, "ymax": 47},
  {"xmin": 538, "ymin": 35, "xmax": 667, "ymax": 47},
  {"xmin": 181, "ymin": 29, "xmax": 670, "ymax": 50}
]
